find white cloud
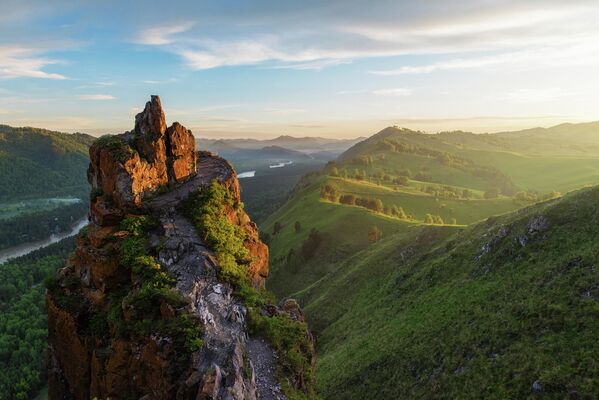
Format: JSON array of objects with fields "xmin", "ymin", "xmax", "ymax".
[
  {"xmin": 270, "ymin": 59, "xmax": 351, "ymax": 70},
  {"xmin": 133, "ymin": 2, "xmax": 599, "ymax": 72},
  {"xmin": 371, "ymin": 40, "xmax": 599, "ymax": 75},
  {"xmin": 78, "ymin": 94, "xmax": 115, "ymax": 100},
  {"xmin": 373, "ymin": 88, "xmax": 412, "ymax": 97},
  {"xmin": 177, "ymin": 40, "xmax": 324, "ymax": 70},
  {"xmin": 0, "ymin": 45, "xmax": 67, "ymax": 79},
  {"xmin": 136, "ymin": 23, "xmax": 194, "ymax": 45}
]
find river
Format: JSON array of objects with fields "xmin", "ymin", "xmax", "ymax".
[{"xmin": 0, "ymin": 216, "xmax": 89, "ymax": 264}]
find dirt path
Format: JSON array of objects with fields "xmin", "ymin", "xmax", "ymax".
[{"xmin": 247, "ymin": 338, "xmax": 286, "ymax": 400}]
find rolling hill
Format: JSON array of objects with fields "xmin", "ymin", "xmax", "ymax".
[
  {"xmin": 301, "ymin": 183, "xmax": 599, "ymax": 399},
  {"xmin": 263, "ymin": 122, "xmax": 599, "ymax": 398}
]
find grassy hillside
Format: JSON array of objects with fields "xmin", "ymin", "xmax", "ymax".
[
  {"xmin": 264, "ymin": 123, "xmax": 599, "ymax": 398},
  {"xmin": 339, "ymin": 126, "xmax": 599, "ymax": 194},
  {"xmin": 0, "ymin": 125, "xmax": 94, "ymax": 201},
  {"xmin": 264, "ymin": 173, "xmax": 417, "ymax": 296},
  {"xmin": 299, "ymin": 185, "xmax": 599, "ymax": 398}
]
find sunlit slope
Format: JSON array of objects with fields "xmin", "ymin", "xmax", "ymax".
[
  {"xmin": 302, "ymin": 185, "xmax": 599, "ymax": 399},
  {"xmin": 459, "ymin": 150, "xmax": 599, "ymax": 193},
  {"xmin": 329, "ymin": 176, "xmax": 519, "ymax": 224},
  {"xmin": 340, "ymin": 125, "xmax": 599, "ymax": 194},
  {"xmin": 263, "ymin": 174, "xmax": 415, "ymax": 296}
]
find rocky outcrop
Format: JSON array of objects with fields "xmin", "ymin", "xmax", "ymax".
[
  {"xmin": 87, "ymin": 95, "xmax": 197, "ymax": 218},
  {"xmin": 47, "ymin": 97, "xmax": 313, "ymax": 400}
]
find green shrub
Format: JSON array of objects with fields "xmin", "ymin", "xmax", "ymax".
[
  {"xmin": 186, "ymin": 180, "xmax": 251, "ymax": 288},
  {"xmin": 249, "ymin": 310, "xmax": 314, "ymax": 393}
]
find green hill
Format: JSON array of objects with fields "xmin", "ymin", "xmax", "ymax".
[
  {"xmin": 302, "ymin": 184, "xmax": 599, "ymax": 399},
  {"xmin": 0, "ymin": 125, "xmax": 95, "ymax": 201},
  {"xmin": 264, "ymin": 123, "xmax": 599, "ymax": 398},
  {"xmin": 339, "ymin": 125, "xmax": 599, "ymax": 193}
]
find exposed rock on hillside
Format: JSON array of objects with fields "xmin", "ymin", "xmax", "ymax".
[{"xmin": 46, "ymin": 97, "xmax": 314, "ymax": 400}]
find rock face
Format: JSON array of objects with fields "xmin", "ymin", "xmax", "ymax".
[
  {"xmin": 87, "ymin": 95, "xmax": 197, "ymax": 218},
  {"xmin": 47, "ymin": 97, "xmax": 312, "ymax": 400}
]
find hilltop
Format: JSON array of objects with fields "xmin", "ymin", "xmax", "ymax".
[{"xmin": 0, "ymin": 125, "xmax": 95, "ymax": 201}]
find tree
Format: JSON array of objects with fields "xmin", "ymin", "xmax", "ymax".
[
  {"xmin": 261, "ymin": 232, "xmax": 271, "ymax": 245},
  {"xmin": 462, "ymin": 189, "xmax": 472, "ymax": 199},
  {"xmin": 339, "ymin": 194, "xmax": 356, "ymax": 205},
  {"xmin": 273, "ymin": 221, "xmax": 283, "ymax": 235},
  {"xmin": 484, "ymin": 188, "xmax": 500, "ymax": 199},
  {"xmin": 396, "ymin": 176, "xmax": 409, "ymax": 186},
  {"xmin": 320, "ymin": 184, "xmax": 337, "ymax": 202},
  {"xmin": 433, "ymin": 215, "xmax": 444, "ymax": 225},
  {"xmin": 424, "ymin": 214, "xmax": 434, "ymax": 224},
  {"xmin": 294, "ymin": 221, "xmax": 301, "ymax": 233},
  {"xmin": 368, "ymin": 226, "xmax": 383, "ymax": 243},
  {"xmin": 450, "ymin": 218, "xmax": 457, "ymax": 225},
  {"xmin": 391, "ymin": 205, "xmax": 407, "ymax": 219},
  {"xmin": 329, "ymin": 167, "xmax": 339, "ymax": 177},
  {"xmin": 301, "ymin": 229, "xmax": 323, "ymax": 260},
  {"xmin": 286, "ymin": 248, "xmax": 295, "ymax": 265}
]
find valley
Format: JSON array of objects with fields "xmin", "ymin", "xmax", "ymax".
[{"xmin": 1, "ymin": 120, "xmax": 599, "ymax": 399}]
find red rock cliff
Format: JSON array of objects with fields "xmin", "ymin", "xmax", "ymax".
[{"xmin": 46, "ymin": 97, "xmax": 313, "ymax": 400}]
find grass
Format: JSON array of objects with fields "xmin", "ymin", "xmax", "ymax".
[
  {"xmin": 459, "ymin": 149, "xmax": 599, "ymax": 193},
  {"xmin": 288, "ymin": 186, "xmax": 599, "ymax": 399},
  {"xmin": 329, "ymin": 176, "xmax": 520, "ymax": 224},
  {"xmin": 264, "ymin": 127, "xmax": 599, "ymax": 398},
  {"xmin": 263, "ymin": 174, "xmax": 418, "ymax": 297}
]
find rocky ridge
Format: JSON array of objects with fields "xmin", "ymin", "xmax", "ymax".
[{"xmin": 46, "ymin": 97, "xmax": 314, "ymax": 399}]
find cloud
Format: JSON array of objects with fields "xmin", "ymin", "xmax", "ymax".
[
  {"xmin": 132, "ymin": 1, "xmax": 599, "ymax": 71},
  {"xmin": 135, "ymin": 23, "xmax": 194, "ymax": 45},
  {"xmin": 78, "ymin": 94, "xmax": 116, "ymax": 100},
  {"xmin": 177, "ymin": 39, "xmax": 325, "ymax": 70},
  {"xmin": 373, "ymin": 88, "xmax": 412, "ymax": 97},
  {"xmin": 270, "ymin": 59, "xmax": 351, "ymax": 70},
  {"xmin": 0, "ymin": 45, "xmax": 67, "ymax": 79},
  {"xmin": 371, "ymin": 41, "xmax": 599, "ymax": 75}
]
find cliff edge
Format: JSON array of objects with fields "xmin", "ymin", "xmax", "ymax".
[{"xmin": 46, "ymin": 96, "xmax": 315, "ymax": 400}]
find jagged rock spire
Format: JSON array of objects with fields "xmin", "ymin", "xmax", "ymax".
[
  {"xmin": 135, "ymin": 95, "xmax": 166, "ymax": 136},
  {"xmin": 87, "ymin": 96, "xmax": 197, "ymax": 224}
]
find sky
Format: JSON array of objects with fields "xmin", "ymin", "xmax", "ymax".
[{"xmin": 1, "ymin": 0, "xmax": 598, "ymax": 139}]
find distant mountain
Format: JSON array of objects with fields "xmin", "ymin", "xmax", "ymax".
[
  {"xmin": 198, "ymin": 135, "xmax": 365, "ymax": 155},
  {"xmin": 0, "ymin": 125, "xmax": 95, "ymax": 201},
  {"xmin": 210, "ymin": 144, "xmax": 313, "ymax": 162}
]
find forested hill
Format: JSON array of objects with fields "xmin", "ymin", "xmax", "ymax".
[{"xmin": 0, "ymin": 125, "xmax": 95, "ymax": 201}]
